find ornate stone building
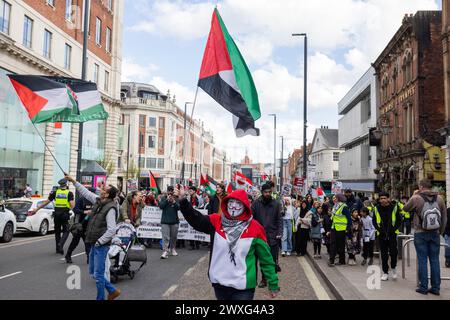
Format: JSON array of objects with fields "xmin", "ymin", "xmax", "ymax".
[{"xmin": 373, "ymin": 11, "xmax": 446, "ymax": 198}]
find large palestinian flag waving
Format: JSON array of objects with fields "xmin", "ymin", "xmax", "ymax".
[
  {"xmin": 7, "ymin": 75, "xmax": 76, "ymax": 123},
  {"xmin": 200, "ymin": 174, "xmax": 217, "ymax": 195},
  {"xmin": 198, "ymin": 8, "xmax": 261, "ymax": 137}
]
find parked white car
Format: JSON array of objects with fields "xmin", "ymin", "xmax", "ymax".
[
  {"xmin": 5, "ymin": 197, "xmax": 73, "ymax": 236},
  {"xmin": 0, "ymin": 201, "xmax": 17, "ymax": 243}
]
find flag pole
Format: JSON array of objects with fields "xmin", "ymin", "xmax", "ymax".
[{"xmin": 31, "ymin": 123, "xmax": 66, "ymax": 174}]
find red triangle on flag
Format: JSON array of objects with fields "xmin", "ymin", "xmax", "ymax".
[{"xmin": 10, "ymin": 79, "xmax": 48, "ymax": 120}]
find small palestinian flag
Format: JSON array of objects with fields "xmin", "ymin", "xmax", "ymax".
[
  {"xmin": 46, "ymin": 77, "xmax": 108, "ymax": 122},
  {"xmin": 234, "ymin": 171, "xmax": 253, "ymax": 190},
  {"xmin": 149, "ymin": 171, "xmax": 161, "ymax": 195},
  {"xmin": 200, "ymin": 174, "xmax": 217, "ymax": 195},
  {"xmin": 198, "ymin": 8, "xmax": 261, "ymax": 137},
  {"xmin": 7, "ymin": 75, "xmax": 76, "ymax": 123}
]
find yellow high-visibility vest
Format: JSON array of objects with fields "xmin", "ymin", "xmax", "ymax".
[
  {"xmin": 374, "ymin": 204, "xmax": 400, "ymax": 236},
  {"xmin": 398, "ymin": 202, "xmax": 410, "ymax": 219},
  {"xmin": 54, "ymin": 189, "xmax": 70, "ymax": 208},
  {"xmin": 332, "ymin": 204, "xmax": 348, "ymax": 232}
]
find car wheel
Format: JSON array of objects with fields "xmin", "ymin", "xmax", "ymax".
[
  {"xmin": 38, "ymin": 220, "xmax": 49, "ymax": 236},
  {"xmin": 1, "ymin": 222, "xmax": 14, "ymax": 243}
]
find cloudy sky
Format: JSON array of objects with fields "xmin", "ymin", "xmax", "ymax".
[{"xmin": 122, "ymin": 0, "xmax": 441, "ymax": 164}]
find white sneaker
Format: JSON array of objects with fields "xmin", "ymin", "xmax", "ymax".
[
  {"xmin": 391, "ymin": 268, "xmax": 397, "ymax": 279},
  {"xmin": 170, "ymin": 249, "xmax": 178, "ymax": 256},
  {"xmin": 381, "ymin": 273, "xmax": 389, "ymax": 281},
  {"xmin": 281, "ymin": 251, "xmax": 286, "ymax": 257},
  {"xmin": 286, "ymin": 252, "xmax": 291, "ymax": 256},
  {"xmin": 161, "ymin": 250, "xmax": 169, "ymax": 259}
]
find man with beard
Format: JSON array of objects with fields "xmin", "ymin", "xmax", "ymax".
[{"xmin": 251, "ymin": 183, "xmax": 283, "ymax": 288}]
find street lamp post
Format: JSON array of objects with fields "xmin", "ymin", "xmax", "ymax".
[
  {"xmin": 280, "ymin": 136, "xmax": 284, "ymax": 191},
  {"xmin": 292, "ymin": 33, "xmax": 308, "ymax": 182},
  {"xmin": 180, "ymin": 102, "xmax": 194, "ymax": 185},
  {"xmin": 269, "ymin": 114, "xmax": 277, "ymax": 189}
]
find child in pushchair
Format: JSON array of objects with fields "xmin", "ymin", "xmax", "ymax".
[{"xmin": 108, "ymin": 222, "xmax": 147, "ymax": 283}]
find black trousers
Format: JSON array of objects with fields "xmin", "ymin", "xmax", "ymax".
[
  {"xmin": 66, "ymin": 231, "xmax": 91, "ymax": 258},
  {"xmin": 54, "ymin": 212, "xmax": 69, "ymax": 250},
  {"xmin": 213, "ymin": 285, "xmax": 255, "ymax": 300},
  {"xmin": 189, "ymin": 240, "xmax": 200, "ymax": 249},
  {"xmin": 362, "ymin": 240, "xmax": 375, "ymax": 259},
  {"xmin": 329, "ymin": 230, "xmax": 346, "ymax": 264},
  {"xmin": 379, "ymin": 236, "xmax": 398, "ymax": 274},
  {"xmin": 313, "ymin": 239, "xmax": 321, "ymax": 255},
  {"xmin": 296, "ymin": 228, "xmax": 309, "ymax": 255}
]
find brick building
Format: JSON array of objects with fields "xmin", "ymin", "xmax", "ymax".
[
  {"xmin": 373, "ymin": 11, "xmax": 446, "ymax": 198},
  {"xmin": 441, "ymin": 0, "xmax": 450, "ymax": 206},
  {"xmin": 0, "ymin": 0, "xmax": 123, "ymax": 198}
]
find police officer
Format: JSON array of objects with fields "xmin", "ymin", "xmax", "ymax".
[
  {"xmin": 328, "ymin": 193, "xmax": 352, "ymax": 267},
  {"xmin": 373, "ymin": 192, "xmax": 403, "ymax": 281},
  {"xmin": 399, "ymin": 195, "xmax": 411, "ymax": 235},
  {"xmin": 32, "ymin": 178, "xmax": 75, "ymax": 254}
]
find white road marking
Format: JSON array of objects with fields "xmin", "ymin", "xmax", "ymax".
[
  {"xmin": 184, "ymin": 266, "xmax": 196, "ymax": 277},
  {"xmin": 297, "ymin": 256, "xmax": 331, "ymax": 300},
  {"xmin": 0, "ymin": 271, "xmax": 23, "ymax": 280},
  {"xmin": 60, "ymin": 252, "xmax": 85, "ymax": 261},
  {"xmin": 0, "ymin": 235, "xmax": 53, "ymax": 249},
  {"xmin": 163, "ymin": 284, "xmax": 178, "ymax": 297}
]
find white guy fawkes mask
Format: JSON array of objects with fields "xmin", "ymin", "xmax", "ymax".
[{"xmin": 227, "ymin": 199, "xmax": 244, "ymax": 217}]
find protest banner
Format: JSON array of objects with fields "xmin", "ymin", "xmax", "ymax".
[
  {"xmin": 331, "ymin": 180, "xmax": 343, "ymax": 194},
  {"xmin": 136, "ymin": 206, "xmax": 210, "ymax": 242}
]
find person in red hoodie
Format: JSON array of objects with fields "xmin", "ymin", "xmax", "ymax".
[{"xmin": 175, "ymin": 186, "xmax": 280, "ymax": 300}]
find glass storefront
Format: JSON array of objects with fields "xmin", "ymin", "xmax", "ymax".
[
  {"xmin": 0, "ymin": 67, "xmax": 45, "ymax": 199},
  {"xmin": 52, "ymin": 122, "xmax": 72, "ymax": 184},
  {"xmin": 81, "ymin": 120, "xmax": 105, "ymax": 174}
]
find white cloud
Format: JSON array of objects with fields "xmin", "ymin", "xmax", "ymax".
[{"xmin": 121, "ymin": 57, "xmax": 158, "ymax": 82}]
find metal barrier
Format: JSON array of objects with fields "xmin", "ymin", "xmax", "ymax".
[{"xmin": 401, "ymin": 235, "xmax": 450, "ymax": 285}]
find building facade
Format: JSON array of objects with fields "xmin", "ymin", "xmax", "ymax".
[
  {"xmin": 373, "ymin": 11, "xmax": 446, "ymax": 198},
  {"xmin": 0, "ymin": 0, "xmax": 123, "ymax": 199},
  {"xmin": 309, "ymin": 127, "xmax": 343, "ymax": 193},
  {"xmin": 441, "ymin": 0, "xmax": 450, "ymax": 206},
  {"xmin": 119, "ymin": 82, "xmax": 231, "ymax": 191},
  {"xmin": 338, "ymin": 67, "xmax": 378, "ymax": 195}
]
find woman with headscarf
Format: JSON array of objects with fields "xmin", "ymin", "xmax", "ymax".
[
  {"xmin": 295, "ymin": 200, "xmax": 311, "ymax": 256},
  {"xmin": 175, "ymin": 187, "xmax": 280, "ymax": 300}
]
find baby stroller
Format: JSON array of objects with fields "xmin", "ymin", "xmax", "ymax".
[{"xmin": 108, "ymin": 222, "xmax": 147, "ymax": 283}]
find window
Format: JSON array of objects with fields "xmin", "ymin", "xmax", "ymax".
[
  {"xmin": 65, "ymin": 0, "xmax": 72, "ymax": 21},
  {"xmin": 146, "ymin": 158, "xmax": 156, "ymax": 169},
  {"xmin": 106, "ymin": 27, "xmax": 111, "ymax": 53},
  {"xmin": 93, "ymin": 63, "xmax": 99, "ymax": 84},
  {"xmin": 43, "ymin": 29, "xmax": 52, "ymax": 59},
  {"xmin": 23, "ymin": 15, "xmax": 33, "ymax": 48},
  {"xmin": 158, "ymin": 158, "xmax": 164, "ymax": 169},
  {"xmin": 46, "ymin": 0, "xmax": 55, "ymax": 6},
  {"xmin": 149, "ymin": 117, "xmax": 156, "ymax": 127},
  {"xmin": 159, "ymin": 136, "xmax": 164, "ymax": 149},
  {"xmin": 148, "ymin": 136, "xmax": 155, "ymax": 148},
  {"xmin": 0, "ymin": 0, "xmax": 11, "ymax": 34},
  {"xmin": 117, "ymin": 156, "xmax": 122, "ymax": 169},
  {"xmin": 104, "ymin": 70, "xmax": 109, "ymax": 92},
  {"xmin": 138, "ymin": 157, "xmax": 145, "ymax": 168},
  {"xmin": 107, "ymin": 0, "xmax": 113, "ymax": 11},
  {"xmin": 139, "ymin": 133, "xmax": 144, "ymax": 149},
  {"xmin": 159, "ymin": 117, "xmax": 165, "ymax": 129},
  {"xmin": 139, "ymin": 115, "xmax": 145, "ymax": 127},
  {"xmin": 95, "ymin": 17, "xmax": 101, "ymax": 45},
  {"xmin": 333, "ymin": 171, "xmax": 339, "ymax": 179},
  {"xmin": 333, "ymin": 152, "xmax": 339, "ymax": 161},
  {"xmin": 64, "ymin": 44, "xmax": 71, "ymax": 69}
]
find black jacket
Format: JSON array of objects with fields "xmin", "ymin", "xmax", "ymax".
[
  {"xmin": 208, "ymin": 195, "xmax": 220, "ymax": 215},
  {"xmin": 346, "ymin": 195, "xmax": 363, "ymax": 212},
  {"xmin": 251, "ymin": 196, "xmax": 283, "ymax": 246},
  {"xmin": 373, "ymin": 202, "xmax": 403, "ymax": 240}
]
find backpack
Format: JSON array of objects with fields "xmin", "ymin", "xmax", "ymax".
[
  {"xmin": 311, "ymin": 213, "xmax": 319, "ymax": 228},
  {"xmin": 419, "ymin": 194, "xmax": 442, "ymax": 231}
]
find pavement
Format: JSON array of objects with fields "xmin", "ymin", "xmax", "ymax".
[{"xmin": 308, "ymin": 237, "xmax": 450, "ymax": 300}]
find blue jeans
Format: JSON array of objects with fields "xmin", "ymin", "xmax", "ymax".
[
  {"xmin": 445, "ymin": 235, "xmax": 450, "ymax": 263},
  {"xmin": 414, "ymin": 232, "xmax": 441, "ymax": 292},
  {"xmin": 282, "ymin": 219, "xmax": 293, "ymax": 253},
  {"xmin": 89, "ymin": 245, "xmax": 117, "ymax": 300},
  {"xmin": 213, "ymin": 285, "xmax": 255, "ymax": 300}
]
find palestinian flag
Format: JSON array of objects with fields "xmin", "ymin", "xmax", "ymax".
[
  {"xmin": 198, "ymin": 8, "xmax": 261, "ymax": 137},
  {"xmin": 7, "ymin": 75, "xmax": 76, "ymax": 123},
  {"xmin": 46, "ymin": 77, "xmax": 108, "ymax": 122},
  {"xmin": 200, "ymin": 174, "xmax": 217, "ymax": 195},
  {"xmin": 149, "ymin": 171, "xmax": 161, "ymax": 195}
]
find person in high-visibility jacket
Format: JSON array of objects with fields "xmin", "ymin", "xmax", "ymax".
[
  {"xmin": 399, "ymin": 195, "xmax": 412, "ymax": 235},
  {"xmin": 31, "ymin": 178, "xmax": 75, "ymax": 254},
  {"xmin": 328, "ymin": 193, "xmax": 352, "ymax": 267},
  {"xmin": 372, "ymin": 192, "xmax": 403, "ymax": 281}
]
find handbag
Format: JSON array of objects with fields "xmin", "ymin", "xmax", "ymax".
[{"xmin": 68, "ymin": 215, "xmax": 83, "ymax": 236}]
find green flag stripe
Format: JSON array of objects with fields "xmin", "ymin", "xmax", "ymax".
[{"xmin": 215, "ymin": 9, "xmax": 261, "ymax": 121}]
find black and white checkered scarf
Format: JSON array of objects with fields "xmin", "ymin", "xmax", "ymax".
[{"xmin": 221, "ymin": 213, "xmax": 252, "ymax": 266}]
